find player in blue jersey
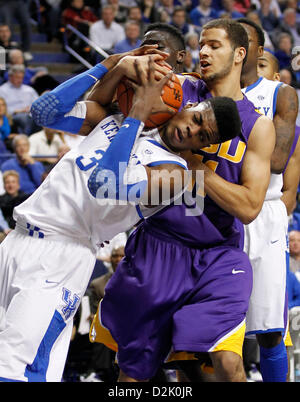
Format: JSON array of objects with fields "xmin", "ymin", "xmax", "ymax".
[
  {"xmin": 237, "ymin": 18, "xmax": 298, "ymax": 382},
  {"xmin": 96, "ymin": 19, "xmax": 276, "ymax": 382}
]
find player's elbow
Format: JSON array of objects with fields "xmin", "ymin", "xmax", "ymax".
[
  {"xmin": 239, "ymin": 200, "xmax": 262, "ymax": 225},
  {"xmin": 30, "ymin": 92, "xmax": 59, "ymax": 127}
]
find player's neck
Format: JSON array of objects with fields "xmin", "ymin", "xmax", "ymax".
[
  {"xmin": 207, "ymin": 74, "xmax": 244, "ymax": 101},
  {"xmin": 240, "ymin": 69, "xmax": 260, "ymax": 89}
]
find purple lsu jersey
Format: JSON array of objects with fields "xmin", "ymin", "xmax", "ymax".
[{"xmin": 146, "ymin": 79, "xmax": 261, "ymax": 248}]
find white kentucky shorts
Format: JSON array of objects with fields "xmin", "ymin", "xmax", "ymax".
[
  {"xmin": 0, "ymin": 228, "xmax": 96, "ymax": 382},
  {"xmin": 243, "ymin": 199, "xmax": 288, "ymax": 336}
]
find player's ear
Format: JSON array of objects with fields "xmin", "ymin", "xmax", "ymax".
[
  {"xmin": 177, "ymin": 50, "xmax": 186, "ymax": 65},
  {"xmin": 235, "ymin": 47, "xmax": 246, "ymax": 65},
  {"xmin": 183, "ymin": 102, "xmax": 197, "ymax": 110},
  {"xmin": 274, "ymin": 72, "xmax": 281, "ymax": 81},
  {"xmin": 258, "ymin": 45, "xmax": 264, "ymax": 57}
]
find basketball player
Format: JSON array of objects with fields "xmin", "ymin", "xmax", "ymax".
[
  {"xmin": 0, "ymin": 50, "xmax": 242, "ymax": 381},
  {"xmin": 97, "ymin": 19, "xmax": 276, "ymax": 382},
  {"xmin": 257, "ymin": 50, "xmax": 300, "ymax": 217},
  {"xmin": 237, "ymin": 18, "xmax": 298, "ymax": 382}
]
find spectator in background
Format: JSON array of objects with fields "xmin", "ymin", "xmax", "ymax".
[
  {"xmin": 189, "ymin": 0, "xmax": 219, "ymax": 28},
  {"xmin": 246, "ymin": 10, "xmax": 274, "ymax": 50},
  {"xmin": 289, "ymin": 230, "xmax": 300, "ymax": 274},
  {"xmin": 0, "ymin": 0, "xmax": 33, "ymax": 61},
  {"xmin": 29, "ymin": 127, "xmax": 66, "ymax": 167},
  {"xmin": 185, "ymin": 32, "xmax": 200, "ymax": 66},
  {"xmin": 287, "ymin": 267, "xmax": 300, "ymax": 309},
  {"xmin": 171, "ymin": 6, "xmax": 196, "ymax": 36},
  {"xmin": 113, "ymin": 20, "xmax": 142, "ymax": 53},
  {"xmin": 257, "ymin": 0, "xmax": 279, "ymax": 32},
  {"xmin": 0, "ymin": 97, "xmax": 11, "ymax": 143},
  {"xmin": 89, "ymin": 5, "xmax": 125, "ymax": 53},
  {"xmin": 62, "ymin": 0, "xmax": 98, "ymax": 37},
  {"xmin": 140, "ymin": 0, "xmax": 159, "ymax": 23},
  {"xmin": 1, "ymin": 135, "xmax": 44, "ymax": 194},
  {"xmin": 0, "ymin": 65, "xmax": 39, "ymax": 135},
  {"xmin": 3, "ymin": 49, "xmax": 49, "ymax": 86},
  {"xmin": 275, "ymin": 8, "xmax": 300, "ymax": 47},
  {"xmin": 128, "ymin": 6, "xmax": 148, "ymax": 37},
  {"xmin": 157, "ymin": 0, "xmax": 176, "ymax": 23},
  {"xmin": 0, "ymin": 170, "xmax": 29, "ymax": 229},
  {"xmin": 0, "ymin": 24, "xmax": 19, "ymax": 57},
  {"xmin": 274, "ymin": 32, "xmax": 293, "ymax": 69},
  {"xmin": 218, "ymin": 0, "xmax": 244, "ymax": 18},
  {"xmin": 106, "ymin": 0, "xmax": 129, "ymax": 24}
]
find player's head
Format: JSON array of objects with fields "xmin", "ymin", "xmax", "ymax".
[
  {"xmin": 199, "ymin": 19, "xmax": 248, "ymax": 83},
  {"xmin": 142, "ymin": 23, "xmax": 186, "ymax": 73},
  {"xmin": 160, "ymin": 96, "xmax": 241, "ymax": 152},
  {"xmin": 257, "ymin": 50, "xmax": 280, "ymax": 81},
  {"xmin": 110, "ymin": 246, "xmax": 125, "ymax": 272},
  {"xmin": 237, "ymin": 18, "xmax": 265, "ymax": 74}
]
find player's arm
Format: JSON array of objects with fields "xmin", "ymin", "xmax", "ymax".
[
  {"xmin": 281, "ymin": 136, "xmax": 300, "ymax": 215},
  {"xmin": 183, "ymin": 116, "xmax": 276, "ymax": 224},
  {"xmin": 30, "ymin": 47, "xmax": 164, "ymax": 136},
  {"xmin": 88, "ymin": 57, "xmax": 185, "ymax": 203},
  {"xmin": 272, "ymin": 84, "xmax": 298, "ymax": 174}
]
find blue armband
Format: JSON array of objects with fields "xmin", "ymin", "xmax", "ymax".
[
  {"xmin": 30, "ymin": 63, "xmax": 108, "ymax": 133},
  {"xmin": 88, "ymin": 117, "xmax": 147, "ymax": 202}
]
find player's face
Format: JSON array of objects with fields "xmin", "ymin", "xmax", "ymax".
[
  {"xmin": 141, "ymin": 31, "xmax": 181, "ymax": 71},
  {"xmin": 257, "ymin": 52, "xmax": 279, "ymax": 81},
  {"xmin": 199, "ymin": 28, "xmax": 235, "ymax": 83},
  {"xmin": 161, "ymin": 102, "xmax": 219, "ymax": 151},
  {"xmin": 240, "ymin": 23, "xmax": 263, "ymax": 74}
]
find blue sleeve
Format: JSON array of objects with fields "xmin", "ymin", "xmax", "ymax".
[
  {"xmin": 88, "ymin": 117, "xmax": 147, "ymax": 202},
  {"xmin": 30, "ymin": 63, "xmax": 108, "ymax": 134},
  {"xmin": 289, "ymin": 272, "xmax": 300, "ymax": 309}
]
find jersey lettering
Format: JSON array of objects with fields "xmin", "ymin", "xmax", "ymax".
[{"xmin": 201, "ymin": 139, "xmax": 246, "ymax": 164}]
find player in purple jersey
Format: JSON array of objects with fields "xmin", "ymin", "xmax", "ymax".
[{"xmin": 98, "ymin": 19, "xmax": 276, "ymax": 382}]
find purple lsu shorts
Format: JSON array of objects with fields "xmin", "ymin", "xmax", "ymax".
[{"xmin": 101, "ymin": 222, "xmax": 253, "ymax": 380}]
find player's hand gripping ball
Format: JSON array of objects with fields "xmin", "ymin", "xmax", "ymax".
[{"xmin": 117, "ymin": 74, "xmax": 183, "ymax": 128}]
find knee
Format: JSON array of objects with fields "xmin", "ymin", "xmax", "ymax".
[
  {"xmin": 256, "ymin": 332, "xmax": 282, "ymax": 349},
  {"xmin": 210, "ymin": 351, "xmax": 245, "ymax": 382}
]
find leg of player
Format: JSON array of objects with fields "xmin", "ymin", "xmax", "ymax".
[
  {"xmin": 209, "ymin": 351, "xmax": 246, "ymax": 382},
  {"xmin": 256, "ymin": 332, "xmax": 288, "ymax": 382}
]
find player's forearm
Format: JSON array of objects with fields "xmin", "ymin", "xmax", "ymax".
[
  {"xmin": 194, "ymin": 162, "xmax": 264, "ymax": 224},
  {"xmin": 87, "ymin": 63, "xmax": 124, "ymax": 106},
  {"xmin": 30, "ymin": 63, "xmax": 109, "ymax": 133},
  {"xmin": 281, "ymin": 190, "xmax": 297, "ymax": 216}
]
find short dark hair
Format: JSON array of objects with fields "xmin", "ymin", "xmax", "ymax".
[
  {"xmin": 207, "ymin": 96, "xmax": 242, "ymax": 143},
  {"xmin": 144, "ymin": 22, "xmax": 185, "ymax": 50},
  {"xmin": 202, "ymin": 19, "xmax": 249, "ymax": 64},
  {"xmin": 264, "ymin": 49, "xmax": 280, "ymax": 73},
  {"xmin": 236, "ymin": 17, "xmax": 265, "ymax": 47}
]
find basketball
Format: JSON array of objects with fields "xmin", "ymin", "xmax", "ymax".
[{"xmin": 117, "ymin": 75, "xmax": 183, "ymax": 128}]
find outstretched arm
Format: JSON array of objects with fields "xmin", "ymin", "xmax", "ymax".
[{"xmin": 30, "ymin": 47, "xmax": 165, "ymax": 136}]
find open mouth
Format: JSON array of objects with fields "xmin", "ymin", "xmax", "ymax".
[
  {"xmin": 200, "ymin": 60, "xmax": 210, "ymax": 70},
  {"xmin": 174, "ymin": 127, "xmax": 183, "ymax": 143}
]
